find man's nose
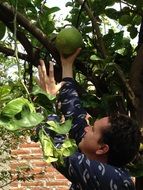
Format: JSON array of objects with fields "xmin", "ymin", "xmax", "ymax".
[{"xmin": 84, "ymin": 126, "xmax": 90, "ymax": 133}]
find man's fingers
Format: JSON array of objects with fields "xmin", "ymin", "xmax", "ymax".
[
  {"xmin": 37, "ymin": 66, "xmax": 45, "ymax": 90},
  {"xmin": 60, "ymin": 48, "xmax": 81, "ymax": 62},
  {"xmin": 40, "ymin": 59, "xmax": 49, "ymax": 84},
  {"xmin": 73, "ymin": 48, "xmax": 81, "ymax": 58},
  {"xmin": 49, "ymin": 61, "xmax": 55, "ymax": 82},
  {"xmin": 38, "ymin": 64, "xmax": 43, "ymax": 83},
  {"xmin": 38, "ymin": 59, "xmax": 49, "ymax": 91},
  {"xmin": 39, "ymin": 60, "xmax": 48, "ymax": 78}
]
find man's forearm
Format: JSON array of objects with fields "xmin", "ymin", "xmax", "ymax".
[
  {"xmin": 60, "ymin": 48, "xmax": 81, "ymax": 79},
  {"xmin": 59, "ymin": 49, "xmax": 87, "ymax": 144},
  {"xmin": 62, "ymin": 63, "xmax": 73, "ymax": 79}
]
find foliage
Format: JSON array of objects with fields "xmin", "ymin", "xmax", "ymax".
[
  {"xmin": 39, "ymin": 123, "xmax": 77, "ymax": 164},
  {"xmin": 0, "ymin": 0, "xmax": 143, "ymax": 187}
]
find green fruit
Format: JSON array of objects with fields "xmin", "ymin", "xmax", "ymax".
[{"xmin": 55, "ymin": 27, "xmax": 84, "ymax": 56}]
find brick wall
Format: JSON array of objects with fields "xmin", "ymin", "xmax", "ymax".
[{"xmin": 10, "ymin": 137, "xmax": 70, "ymax": 190}]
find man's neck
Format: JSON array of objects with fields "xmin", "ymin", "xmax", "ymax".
[{"xmin": 86, "ymin": 154, "xmax": 108, "ymax": 164}]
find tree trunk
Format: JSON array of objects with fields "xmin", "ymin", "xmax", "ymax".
[
  {"xmin": 136, "ymin": 177, "xmax": 143, "ymax": 190},
  {"xmin": 130, "ymin": 17, "xmax": 143, "ymax": 190}
]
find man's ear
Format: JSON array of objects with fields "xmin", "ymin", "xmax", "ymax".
[{"xmin": 96, "ymin": 144, "xmax": 109, "ymax": 155}]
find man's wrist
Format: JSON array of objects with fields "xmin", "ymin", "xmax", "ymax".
[{"xmin": 62, "ymin": 67, "xmax": 73, "ymax": 78}]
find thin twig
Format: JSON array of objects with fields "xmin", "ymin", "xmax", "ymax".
[
  {"xmin": 13, "ymin": 0, "xmax": 32, "ymax": 101},
  {"xmin": 76, "ymin": 0, "xmax": 108, "ymax": 58}
]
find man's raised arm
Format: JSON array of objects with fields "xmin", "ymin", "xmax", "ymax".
[{"xmin": 58, "ymin": 49, "xmax": 88, "ymax": 145}]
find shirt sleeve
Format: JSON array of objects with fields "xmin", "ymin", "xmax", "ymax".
[
  {"xmin": 37, "ymin": 77, "xmax": 88, "ymax": 147},
  {"xmin": 58, "ymin": 77, "xmax": 88, "ymax": 145}
]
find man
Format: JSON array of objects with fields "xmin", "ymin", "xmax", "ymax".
[{"xmin": 38, "ymin": 48, "xmax": 141, "ymax": 190}]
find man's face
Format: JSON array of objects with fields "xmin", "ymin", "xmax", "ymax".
[{"xmin": 79, "ymin": 117, "xmax": 111, "ymax": 158}]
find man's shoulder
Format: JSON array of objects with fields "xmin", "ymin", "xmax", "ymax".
[{"xmin": 70, "ymin": 152, "xmax": 131, "ymax": 179}]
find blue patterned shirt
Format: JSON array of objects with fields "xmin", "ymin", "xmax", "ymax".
[{"xmin": 53, "ymin": 78, "xmax": 135, "ymax": 190}]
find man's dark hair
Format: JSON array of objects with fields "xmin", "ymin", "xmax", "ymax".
[{"xmin": 102, "ymin": 114, "xmax": 141, "ymax": 167}]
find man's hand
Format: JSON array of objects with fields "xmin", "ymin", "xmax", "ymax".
[
  {"xmin": 60, "ymin": 48, "xmax": 81, "ymax": 65},
  {"xmin": 60, "ymin": 48, "xmax": 81, "ymax": 79},
  {"xmin": 38, "ymin": 60, "xmax": 64, "ymax": 96}
]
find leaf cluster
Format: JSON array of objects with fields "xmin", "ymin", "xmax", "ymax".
[{"xmin": 39, "ymin": 120, "xmax": 77, "ymax": 164}]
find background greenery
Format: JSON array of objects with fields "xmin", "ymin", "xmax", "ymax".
[{"xmin": 0, "ymin": 0, "xmax": 143, "ymax": 189}]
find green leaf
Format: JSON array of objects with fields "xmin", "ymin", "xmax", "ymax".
[
  {"xmin": 0, "ymin": 117, "xmax": 17, "ymax": 131},
  {"xmin": 127, "ymin": 0, "xmax": 140, "ymax": 5},
  {"xmin": 49, "ymin": 7, "xmax": 60, "ymax": 14},
  {"xmin": 39, "ymin": 131, "xmax": 54, "ymax": 157},
  {"xmin": 132, "ymin": 15, "xmax": 142, "ymax": 26},
  {"xmin": 33, "ymin": 0, "xmax": 42, "ymax": 8},
  {"xmin": 0, "ymin": 97, "xmax": 44, "ymax": 131},
  {"xmin": 1, "ymin": 97, "xmax": 35, "ymax": 118},
  {"xmin": 45, "ymin": 156, "xmax": 58, "ymax": 163},
  {"xmin": 61, "ymin": 139, "xmax": 77, "ymax": 157},
  {"xmin": 62, "ymin": 148, "xmax": 71, "ymax": 157},
  {"xmin": 0, "ymin": 111, "xmax": 44, "ymax": 131},
  {"xmin": 103, "ymin": 29, "xmax": 114, "ymax": 49},
  {"xmin": 39, "ymin": 130, "xmax": 59, "ymax": 163},
  {"xmin": 46, "ymin": 119, "xmax": 72, "ymax": 134},
  {"xmin": 38, "ymin": 129, "xmax": 77, "ymax": 164},
  {"xmin": 127, "ymin": 26, "xmax": 138, "ymax": 39},
  {"xmin": 32, "ymin": 86, "xmax": 56, "ymax": 100},
  {"xmin": 0, "ymin": 122, "xmax": 21, "ymax": 131},
  {"xmin": 105, "ymin": 8, "xmax": 119, "ymax": 20},
  {"xmin": 37, "ymin": 5, "xmax": 59, "ymax": 33},
  {"xmin": 128, "ymin": 162, "xmax": 143, "ymax": 177},
  {"xmin": 62, "ymin": 139, "xmax": 74, "ymax": 148},
  {"xmin": 0, "ymin": 22, "xmax": 6, "ymax": 40},
  {"xmin": 66, "ymin": 2, "xmax": 73, "ymax": 7},
  {"xmin": 113, "ymin": 31, "xmax": 124, "ymax": 50},
  {"xmin": 90, "ymin": 54, "xmax": 102, "ymax": 61},
  {"xmin": 106, "ymin": 0, "xmax": 115, "ymax": 6},
  {"xmin": 0, "ymin": 85, "xmax": 11, "ymax": 103},
  {"xmin": 13, "ymin": 112, "xmax": 44, "ymax": 128},
  {"xmin": 104, "ymin": 30, "xmax": 124, "ymax": 52},
  {"xmin": 62, "ymin": 147, "xmax": 77, "ymax": 157}
]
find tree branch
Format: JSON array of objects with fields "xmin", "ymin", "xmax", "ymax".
[
  {"xmin": 0, "ymin": 44, "xmax": 29, "ymax": 61},
  {"xmin": 130, "ymin": 16, "xmax": 143, "ymax": 126},
  {"xmin": 75, "ymin": 60, "xmax": 109, "ymax": 96},
  {"xmin": 76, "ymin": 0, "xmax": 108, "ymax": 58},
  {"xmin": 0, "ymin": 2, "xmax": 59, "ymax": 63},
  {"xmin": 0, "ymin": 6, "xmax": 33, "ymax": 62},
  {"xmin": 113, "ymin": 64, "xmax": 136, "ymax": 115},
  {"xmin": 130, "ymin": 42, "xmax": 143, "ymax": 126}
]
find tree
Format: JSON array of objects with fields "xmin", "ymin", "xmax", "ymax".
[{"xmin": 0, "ymin": 0, "xmax": 143, "ymax": 189}]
